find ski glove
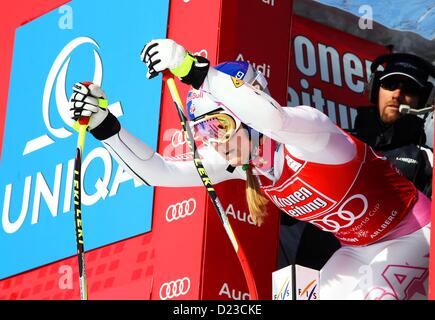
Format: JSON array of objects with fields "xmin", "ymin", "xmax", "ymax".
[
  {"xmin": 140, "ymin": 38, "xmax": 210, "ymax": 89},
  {"xmin": 69, "ymin": 82, "xmax": 109, "ymax": 130},
  {"xmin": 69, "ymin": 82, "xmax": 120, "ymax": 140}
]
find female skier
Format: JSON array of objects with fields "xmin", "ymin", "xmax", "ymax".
[{"xmin": 69, "ymin": 39, "xmax": 431, "ymax": 300}]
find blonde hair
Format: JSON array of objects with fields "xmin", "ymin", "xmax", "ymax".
[{"xmin": 245, "ymin": 165, "xmax": 269, "ymax": 226}]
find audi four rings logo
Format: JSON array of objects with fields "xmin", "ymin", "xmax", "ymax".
[
  {"xmin": 165, "ymin": 198, "xmax": 197, "ymax": 222},
  {"xmin": 159, "ymin": 277, "xmax": 191, "ymax": 300}
]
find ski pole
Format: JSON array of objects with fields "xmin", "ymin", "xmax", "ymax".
[
  {"xmin": 163, "ymin": 72, "xmax": 259, "ymax": 300},
  {"xmin": 73, "ymin": 113, "xmax": 90, "ymax": 300}
]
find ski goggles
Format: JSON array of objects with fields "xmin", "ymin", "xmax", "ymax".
[{"xmin": 191, "ymin": 110, "xmax": 242, "ymax": 145}]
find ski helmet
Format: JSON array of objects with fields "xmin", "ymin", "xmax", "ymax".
[{"xmin": 186, "ymin": 61, "xmax": 268, "ymax": 122}]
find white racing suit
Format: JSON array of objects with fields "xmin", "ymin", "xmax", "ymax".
[{"xmin": 97, "ymin": 68, "xmax": 431, "ymax": 300}]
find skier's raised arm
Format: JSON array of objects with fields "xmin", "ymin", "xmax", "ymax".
[
  {"xmin": 68, "ymin": 82, "xmax": 244, "ymax": 187},
  {"xmin": 141, "ymin": 39, "xmax": 356, "ymax": 165}
]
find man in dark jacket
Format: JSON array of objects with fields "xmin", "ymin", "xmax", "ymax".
[
  {"xmin": 291, "ymin": 53, "xmax": 435, "ymax": 272},
  {"xmin": 352, "ymin": 53, "xmax": 434, "ymax": 198}
]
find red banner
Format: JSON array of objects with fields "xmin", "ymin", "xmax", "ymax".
[
  {"xmin": 288, "ymin": 15, "xmax": 390, "ymax": 129},
  {"xmin": 201, "ymin": 0, "xmax": 293, "ymax": 299},
  {"xmin": 150, "ymin": 0, "xmax": 223, "ymax": 300},
  {"xmin": 0, "ymin": 234, "xmax": 155, "ymax": 300},
  {"xmin": 152, "ymin": 0, "xmax": 292, "ymax": 300}
]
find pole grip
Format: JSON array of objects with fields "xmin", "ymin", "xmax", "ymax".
[{"xmin": 162, "ymin": 70, "xmax": 172, "ymax": 82}]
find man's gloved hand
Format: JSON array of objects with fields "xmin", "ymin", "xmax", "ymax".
[
  {"xmin": 69, "ymin": 82, "xmax": 109, "ymax": 130},
  {"xmin": 140, "ymin": 38, "xmax": 210, "ymax": 89}
]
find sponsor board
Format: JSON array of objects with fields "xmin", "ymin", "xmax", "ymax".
[
  {"xmin": 0, "ymin": 0, "xmax": 169, "ymax": 279},
  {"xmin": 288, "ymin": 15, "xmax": 389, "ymax": 129}
]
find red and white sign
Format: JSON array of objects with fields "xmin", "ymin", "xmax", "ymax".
[
  {"xmin": 152, "ymin": 0, "xmax": 292, "ymax": 300},
  {"xmin": 288, "ymin": 15, "xmax": 390, "ymax": 129}
]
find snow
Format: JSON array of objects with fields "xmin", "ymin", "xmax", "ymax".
[{"xmin": 315, "ymin": 0, "xmax": 435, "ymax": 40}]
